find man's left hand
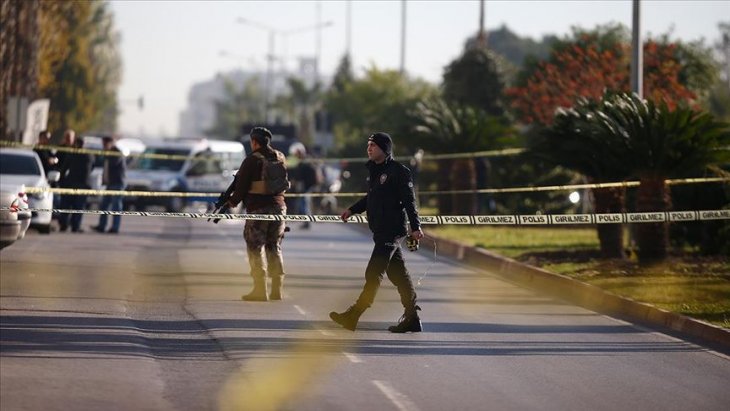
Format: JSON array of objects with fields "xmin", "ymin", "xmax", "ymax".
[{"xmin": 411, "ymin": 229, "xmax": 424, "ymax": 240}]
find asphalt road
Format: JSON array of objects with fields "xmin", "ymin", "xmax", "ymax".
[{"xmin": 1, "ymin": 213, "xmax": 729, "ymax": 411}]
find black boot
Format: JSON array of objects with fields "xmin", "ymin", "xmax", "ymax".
[
  {"xmin": 329, "ymin": 305, "xmax": 366, "ymax": 331},
  {"xmin": 388, "ymin": 305, "xmax": 422, "ymax": 333}
]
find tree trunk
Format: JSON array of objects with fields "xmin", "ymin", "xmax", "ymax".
[
  {"xmin": 636, "ymin": 174, "xmax": 671, "ymax": 263},
  {"xmin": 450, "ymin": 158, "xmax": 477, "ymax": 215},
  {"xmin": 591, "ymin": 186, "xmax": 626, "ymax": 259}
]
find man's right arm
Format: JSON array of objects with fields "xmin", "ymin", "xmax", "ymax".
[
  {"xmin": 341, "ymin": 195, "xmax": 367, "ymax": 222},
  {"xmin": 228, "ymin": 157, "xmax": 255, "ymax": 206}
]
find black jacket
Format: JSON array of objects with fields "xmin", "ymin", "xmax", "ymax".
[
  {"xmin": 103, "ymin": 147, "xmax": 126, "ymax": 187},
  {"xmin": 349, "ymin": 157, "xmax": 421, "ymax": 240},
  {"xmin": 59, "ymin": 152, "xmax": 94, "ymax": 189}
]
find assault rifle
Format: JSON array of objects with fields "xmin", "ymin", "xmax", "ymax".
[{"xmin": 209, "ymin": 176, "xmax": 237, "ymax": 224}]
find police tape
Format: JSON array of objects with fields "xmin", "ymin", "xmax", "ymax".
[
  {"xmin": 20, "ymin": 187, "xmax": 365, "ymax": 198},
  {"xmin": 5, "ymin": 208, "xmax": 729, "ymax": 225},
  {"xmin": 1, "ymin": 140, "xmax": 523, "ymax": 162},
  {"xmin": 0, "ymin": 140, "xmax": 188, "ymax": 160},
  {"xmin": 20, "ymin": 176, "xmax": 730, "ymax": 198},
  {"xmin": 311, "ymin": 147, "xmax": 526, "ymax": 163}
]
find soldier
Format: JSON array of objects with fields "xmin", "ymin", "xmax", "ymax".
[
  {"xmin": 330, "ymin": 132, "xmax": 425, "ymax": 333},
  {"xmin": 226, "ymin": 127, "xmax": 289, "ymax": 301}
]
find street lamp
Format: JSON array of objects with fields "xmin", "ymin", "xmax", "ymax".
[{"xmin": 236, "ymin": 17, "xmax": 333, "ymax": 122}]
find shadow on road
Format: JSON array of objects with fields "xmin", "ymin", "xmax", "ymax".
[{"xmin": 1, "ymin": 315, "xmax": 702, "ymax": 360}]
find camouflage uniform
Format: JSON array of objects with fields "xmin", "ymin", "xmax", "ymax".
[
  {"xmin": 244, "ymin": 205, "xmax": 286, "ymax": 281},
  {"xmin": 228, "ymin": 130, "xmax": 289, "ymax": 301}
]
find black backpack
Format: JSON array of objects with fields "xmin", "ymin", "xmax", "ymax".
[{"xmin": 248, "ymin": 150, "xmax": 290, "ymax": 195}]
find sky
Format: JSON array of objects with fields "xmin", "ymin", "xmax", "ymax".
[{"xmin": 110, "ymin": 0, "xmax": 730, "ymax": 137}]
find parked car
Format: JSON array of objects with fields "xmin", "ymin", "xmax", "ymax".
[
  {"xmin": 0, "ymin": 184, "xmax": 30, "ymax": 250},
  {"xmin": 125, "ymin": 138, "xmax": 245, "ymax": 212},
  {"xmin": 0, "ymin": 148, "xmax": 59, "ymax": 234}
]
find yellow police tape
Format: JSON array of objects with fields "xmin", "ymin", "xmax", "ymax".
[
  {"xmin": 6, "ymin": 208, "xmax": 730, "ymax": 225},
  {"xmin": 19, "ymin": 176, "xmax": 730, "ymax": 198},
  {"xmin": 1, "ymin": 140, "xmax": 523, "ymax": 162}
]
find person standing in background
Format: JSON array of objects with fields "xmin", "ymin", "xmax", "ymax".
[
  {"xmin": 57, "ymin": 134, "xmax": 94, "ymax": 233},
  {"xmin": 92, "ymin": 136, "xmax": 126, "ymax": 234}
]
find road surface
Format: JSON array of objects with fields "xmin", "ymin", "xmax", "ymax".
[{"xmin": 1, "ymin": 214, "xmax": 728, "ymax": 410}]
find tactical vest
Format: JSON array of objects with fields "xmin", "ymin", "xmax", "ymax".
[{"xmin": 248, "ymin": 150, "xmax": 290, "ymax": 195}]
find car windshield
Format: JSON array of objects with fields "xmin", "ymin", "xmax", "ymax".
[
  {"xmin": 0, "ymin": 153, "xmax": 41, "ymax": 176},
  {"xmin": 132, "ymin": 148, "xmax": 188, "ymax": 171}
]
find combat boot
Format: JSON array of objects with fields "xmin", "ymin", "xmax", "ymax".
[
  {"xmin": 242, "ymin": 277, "xmax": 269, "ymax": 302},
  {"xmin": 329, "ymin": 305, "xmax": 366, "ymax": 331},
  {"xmin": 269, "ymin": 276, "xmax": 284, "ymax": 300},
  {"xmin": 388, "ymin": 305, "xmax": 422, "ymax": 333}
]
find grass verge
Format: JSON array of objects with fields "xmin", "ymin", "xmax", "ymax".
[{"xmin": 428, "ymin": 225, "xmax": 730, "ymax": 329}]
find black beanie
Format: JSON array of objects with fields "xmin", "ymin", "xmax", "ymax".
[{"xmin": 368, "ymin": 132, "xmax": 393, "ymax": 156}]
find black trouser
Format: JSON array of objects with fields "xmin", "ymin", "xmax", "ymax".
[
  {"xmin": 58, "ymin": 193, "xmax": 88, "ymax": 231},
  {"xmin": 355, "ymin": 236, "xmax": 417, "ymax": 310}
]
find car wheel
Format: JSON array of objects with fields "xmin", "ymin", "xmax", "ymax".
[
  {"xmin": 37, "ymin": 224, "xmax": 51, "ymax": 234},
  {"xmin": 166, "ymin": 190, "xmax": 186, "ymax": 213}
]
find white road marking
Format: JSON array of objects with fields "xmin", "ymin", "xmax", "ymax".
[
  {"xmin": 372, "ymin": 380, "xmax": 420, "ymax": 411},
  {"xmin": 293, "ymin": 305, "xmax": 306, "ymax": 315},
  {"xmin": 343, "ymin": 352, "xmax": 362, "ymax": 363},
  {"xmin": 317, "ymin": 328, "xmax": 334, "ymax": 336}
]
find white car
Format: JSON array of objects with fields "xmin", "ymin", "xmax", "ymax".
[
  {"xmin": 0, "ymin": 148, "xmax": 58, "ymax": 234},
  {"xmin": 0, "ymin": 183, "xmax": 31, "ymax": 249}
]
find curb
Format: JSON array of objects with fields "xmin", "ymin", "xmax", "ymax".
[{"xmin": 422, "ymin": 234, "xmax": 730, "ymax": 352}]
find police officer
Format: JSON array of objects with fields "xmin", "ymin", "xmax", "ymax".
[
  {"xmin": 226, "ymin": 127, "xmax": 289, "ymax": 301},
  {"xmin": 330, "ymin": 132, "xmax": 425, "ymax": 333}
]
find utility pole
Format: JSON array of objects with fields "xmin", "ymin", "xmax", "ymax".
[
  {"xmin": 346, "ymin": 0, "xmax": 352, "ymax": 57},
  {"xmin": 631, "ymin": 0, "xmax": 643, "ymax": 98},
  {"xmin": 400, "ymin": 0, "xmax": 407, "ymax": 74},
  {"xmin": 236, "ymin": 18, "xmax": 332, "ymax": 123},
  {"xmin": 316, "ymin": 1, "xmax": 322, "ymax": 80},
  {"xmin": 477, "ymin": 0, "xmax": 487, "ymax": 48}
]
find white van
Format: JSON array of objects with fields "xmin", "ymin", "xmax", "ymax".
[{"xmin": 125, "ymin": 138, "xmax": 245, "ymax": 212}]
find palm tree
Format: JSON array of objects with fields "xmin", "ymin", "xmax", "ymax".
[
  {"xmin": 593, "ymin": 93, "xmax": 730, "ymax": 262},
  {"xmin": 412, "ymin": 96, "xmax": 515, "ymax": 214},
  {"xmin": 538, "ymin": 98, "xmax": 633, "ymax": 259}
]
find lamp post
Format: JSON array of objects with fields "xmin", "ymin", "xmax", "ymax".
[
  {"xmin": 236, "ymin": 18, "xmax": 333, "ymax": 123},
  {"xmin": 630, "ymin": 0, "xmax": 642, "ymax": 98}
]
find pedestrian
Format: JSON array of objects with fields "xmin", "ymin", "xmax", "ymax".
[
  {"xmin": 226, "ymin": 127, "xmax": 290, "ymax": 301},
  {"xmin": 55, "ymin": 129, "xmax": 76, "ymax": 173},
  {"xmin": 291, "ymin": 146, "xmax": 320, "ymax": 229},
  {"xmin": 57, "ymin": 133, "xmax": 94, "ymax": 233},
  {"xmin": 91, "ymin": 136, "xmax": 126, "ymax": 234},
  {"xmin": 33, "ymin": 130, "xmax": 59, "ymax": 176},
  {"xmin": 330, "ymin": 132, "xmax": 425, "ymax": 333},
  {"xmin": 53, "ymin": 129, "xmax": 77, "ymax": 214}
]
